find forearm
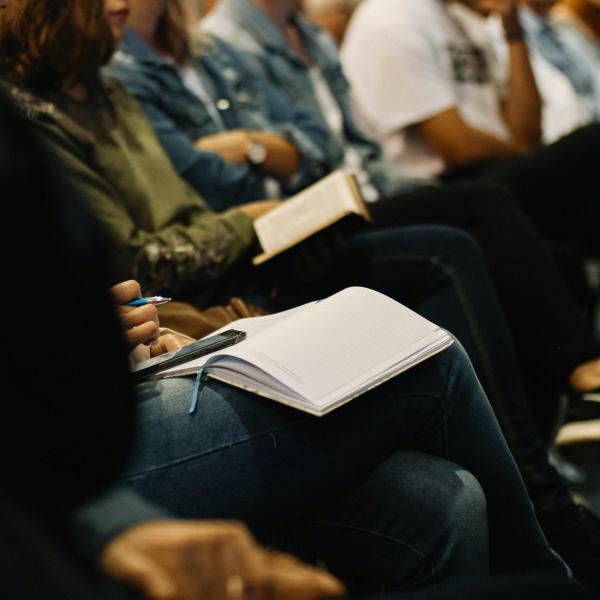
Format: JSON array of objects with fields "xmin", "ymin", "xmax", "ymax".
[
  {"xmin": 501, "ymin": 16, "xmax": 542, "ymax": 147},
  {"xmin": 445, "ymin": 128, "xmax": 522, "ymax": 165},
  {"xmin": 70, "ymin": 487, "xmax": 171, "ymax": 559},
  {"xmin": 418, "ymin": 108, "xmax": 524, "ymax": 167},
  {"xmin": 246, "ymin": 131, "xmax": 301, "ymax": 178},
  {"xmin": 129, "ymin": 209, "xmax": 255, "ymax": 296}
]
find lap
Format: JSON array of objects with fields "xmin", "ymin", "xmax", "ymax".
[{"xmin": 124, "ymin": 344, "xmax": 467, "ymax": 535}]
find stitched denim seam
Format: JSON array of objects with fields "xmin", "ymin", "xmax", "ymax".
[
  {"xmin": 309, "ymin": 521, "xmax": 436, "ymax": 583},
  {"xmin": 127, "ymin": 391, "xmax": 447, "ymax": 479},
  {"xmin": 126, "ymin": 424, "xmax": 298, "ymax": 478},
  {"xmin": 374, "ymin": 253, "xmax": 522, "ymax": 449}
]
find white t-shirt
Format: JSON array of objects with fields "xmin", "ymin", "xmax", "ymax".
[
  {"xmin": 341, "ymin": 0, "xmax": 511, "ymax": 177},
  {"xmin": 307, "ymin": 67, "xmax": 380, "ymax": 202}
]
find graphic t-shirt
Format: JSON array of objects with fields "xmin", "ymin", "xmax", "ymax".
[{"xmin": 341, "ymin": 0, "xmax": 511, "ymax": 177}]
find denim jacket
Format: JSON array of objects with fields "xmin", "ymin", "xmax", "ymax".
[
  {"xmin": 203, "ymin": 0, "xmax": 429, "ymax": 197},
  {"xmin": 106, "ymin": 29, "xmax": 332, "ymax": 211}
]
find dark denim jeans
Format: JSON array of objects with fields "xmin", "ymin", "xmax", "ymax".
[
  {"xmin": 126, "ymin": 343, "xmax": 567, "ymax": 591},
  {"xmin": 262, "ymin": 225, "xmax": 571, "ymax": 516}
]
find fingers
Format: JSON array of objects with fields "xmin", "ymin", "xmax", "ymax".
[
  {"xmin": 101, "ymin": 541, "xmax": 178, "ymax": 600},
  {"xmin": 149, "ymin": 333, "xmax": 187, "ymax": 357},
  {"xmin": 100, "ymin": 519, "xmax": 345, "ymax": 600},
  {"xmin": 110, "ymin": 280, "xmax": 142, "ymax": 305},
  {"xmin": 258, "ymin": 551, "xmax": 346, "ymax": 600},
  {"xmin": 120, "ymin": 304, "xmax": 160, "ymax": 348}
]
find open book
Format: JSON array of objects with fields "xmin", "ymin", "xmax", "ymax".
[
  {"xmin": 146, "ymin": 287, "xmax": 453, "ymax": 416},
  {"xmin": 253, "ymin": 170, "xmax": 371, "ymax": 266}
]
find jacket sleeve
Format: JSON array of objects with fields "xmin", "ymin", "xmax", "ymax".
[
  {"xmin": 34, "ymin": 119, "xmax": 256, "ymax": 296},
  {"xmin": 108, "ymin": 65, "xmax": 269, "ymax": 210},
  {"xmin": 70, "ymin": 487, "xmax": 172, "ymax": 559},
  {"xmin": 219, "ymin": 43, "xmax": 335, "ymax": 191}
]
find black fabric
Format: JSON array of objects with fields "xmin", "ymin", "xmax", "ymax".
[
  {"xmin": 370, "ymin": 180, "xmax": 599, "ymax": 432},
  {"xmin": 0, "ymin": 87, "xmax": 134, "ymax": 515},
  {"xmin": 442, "ymin": 124, "xmax": 600, "ymax": 259}
]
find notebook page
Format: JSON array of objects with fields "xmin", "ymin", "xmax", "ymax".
[
  {"xmin": 217, "ymin": 287, "xmax": 445, "ymax": 402},
  {"xmin": 157, "ymin": 301, "xmax": 317, "ymax": 377}
]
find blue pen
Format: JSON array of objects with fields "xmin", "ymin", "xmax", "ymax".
[{"xmin": 127, "ymin": 296, "xmax": 172, "ymax": 307}]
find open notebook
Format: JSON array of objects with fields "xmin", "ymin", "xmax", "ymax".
[{"xmin": 145, "ymin": 287, "xmax": 453, "ymax": 416}]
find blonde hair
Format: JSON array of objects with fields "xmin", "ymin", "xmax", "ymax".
[{"xmin": 157, "ymin": 0, "xmax": 193, "ymax": 64}]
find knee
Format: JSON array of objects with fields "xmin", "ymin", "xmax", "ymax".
[
  {"xmin": 403, "ymin": 224, "xmax": 486, "ymax": 271},
  {"xmin": 415, "ymin": 459, "xmax": 489, "ymax": 582},
  {"xmin": 364, "ymin": 452, "xmax": 489, "ymax": 586},
  {"xmin": 438, "ymin": 468, "xmax": 489, "ymax": 574}
]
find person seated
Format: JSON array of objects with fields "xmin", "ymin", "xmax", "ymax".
[
  {"xmin": 487, "ymin": 0, "xmax": 600, "ymax": 142},
  {"xmin": 339, "ymin": 0, "xmax": 600, "ymax": 248},
  {"xmin": 107, "ymin": 0, "xmax": 334, "ymax": 211},
  {"xmin": 200, "ymin": 0, "xmax": 600, "ymax": 405},
  {"xmin": 0, "ymin": 81, "xmax": 578, "ymax": 597},
  {"xmin": 3, "ymin": 0, "xmax": 600, "ymax": 585}
]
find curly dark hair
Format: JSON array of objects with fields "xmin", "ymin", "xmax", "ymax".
[{"xmin": 0, "ymin": 0, "xmax": 114, "ymax": 92}]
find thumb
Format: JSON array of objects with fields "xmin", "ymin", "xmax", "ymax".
[{"xmin": 102, "ymin": 551, "xmax": 179, "ymax": 600}]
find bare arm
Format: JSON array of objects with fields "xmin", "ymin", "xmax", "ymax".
[
  {"xmin": 417, "ymin": 107, "xmax": 525, "ymax": 167},
  {"xmin": 195, "ymin": 130, "xmax": 301, "ymax": 179},
  {"xmin": 486, "ymin": 0, "xmax": 542, "ymax": 147}
]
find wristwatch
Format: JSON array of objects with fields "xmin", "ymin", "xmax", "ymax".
[{"xmin": 246, "ymin": 138, "xmax": 268, "ymax": 165}]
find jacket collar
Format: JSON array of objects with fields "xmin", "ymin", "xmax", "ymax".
[{"xmin": 118, "ymin": 28, "xmax": 174, "ymax": 67}]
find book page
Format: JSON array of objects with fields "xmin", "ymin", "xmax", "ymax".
[
  {"xmin": 215, "ymin": 287, "xmax": 449, "ymax": 404},
  {"xmin": 254, "ymin": 170, "xmax": 366, "ymax": 255}
]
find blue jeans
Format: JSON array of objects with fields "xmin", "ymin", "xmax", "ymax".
[
  {"xmin": 125, "ymin": 343, "xmax": 567, "ymax": 591},
  {"xmin": 250, "ymin": 225, "xmax": 571, "ymax": 516}
]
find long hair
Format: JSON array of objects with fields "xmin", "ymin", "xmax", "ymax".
[
  {"xmin": 0, "ymin": 0, "xmax": 114, "ymax": 92},
  {"xmin": 156, "ymin": 0, "xmax": 193, "ymax": 64}
]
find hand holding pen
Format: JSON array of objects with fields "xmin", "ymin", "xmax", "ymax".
[{"xmin": 111, "ymin": 281, "xmax": 163, "ymax": 350}]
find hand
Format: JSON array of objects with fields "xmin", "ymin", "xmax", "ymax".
[
  {"xmin": 110, "ymin": 280, "xmax": 160, "ymax": 350},
  {"xmin": 195, "ymin": 130, "xmax": 252, "ymax": 165},
  {"xmin": 100, "ymin": 520, "xmax": 346, "ymax": 600},
  {"xmin": 149, "ymin": 332, "xmax": 194, "ymax": 358},
  {"xmin": 238, "ymin": 199, "xmax": 282, "ymax": 221}
]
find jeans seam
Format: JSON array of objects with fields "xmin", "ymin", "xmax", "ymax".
[
  {"xmin": 126, "ymin": 425, "xmax": 298, "ymax": 478},
  {"xmin": 309, "ymin": 521, "xmax": 437, "ymax": 584},
  {"xmin": 375, "ymin": 253, "xmax": 523, "ymax": 451}
]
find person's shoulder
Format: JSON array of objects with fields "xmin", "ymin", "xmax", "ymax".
[
  {"xmin": 202, "ymin": 13, "xmax": 263, "ymax": 55},
  {"xmin": 348, "ymin": 0, "xmax": 438, "ymax": 35},
  {"xmin": 6, "ymin": 85, "xmax": 58, "ymax": 123}
]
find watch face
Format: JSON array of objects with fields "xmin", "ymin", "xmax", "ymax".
[{"xmin": 248, "ymin": 140, "xmax": 267, "ymax": 164}]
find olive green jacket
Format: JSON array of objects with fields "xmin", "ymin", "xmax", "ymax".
[{"xmin": 11, "ymin": 79, "xmax": 256, "ymax": 297}]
